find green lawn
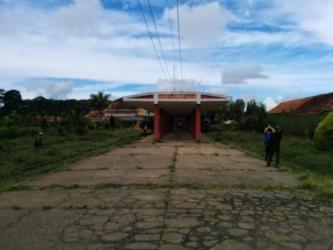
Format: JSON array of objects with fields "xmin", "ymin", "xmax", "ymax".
[
  {"xmin": 0, "ymin": 128, "xmax": 141, "ymax": 191},
  {"xmin": 209, "ymin": 130, "xmax": 333, "ymax": 200}
]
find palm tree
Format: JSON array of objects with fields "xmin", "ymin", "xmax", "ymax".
[{"xmin": 89, "ymin": 91, "xmax": 110, "ymax": 112}]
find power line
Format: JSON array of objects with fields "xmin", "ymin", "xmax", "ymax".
[
  {"xmin": 146, "ymin": 0, "xmax": 172, "ymax": 81},
  {"xmin": 166, "ymin": 0, "xmax": 177, "ymax": 92},
  {"xmin": 137, "ymin": 0, "xmax": 168, "ymax": 80},
  {"xmin": 176, "ymin": 0, "xmax": 184, "ymax": 92}
]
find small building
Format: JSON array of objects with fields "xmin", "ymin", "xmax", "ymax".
[
  {"xmin": 35, "ymin": 115, "xmax": 64, "ymax": 123},
  {"xmin": 85, "ymin": 98, "xmax": 153, "ymax": 124},
  {"xmin": 269, "ymin": 92, "xmax": 333, "ymax": 114},
  {"xmin": 123, "ymin": 92, "xmax": 230, "ymax": 141},
  {"xmin": 85, "ymin": 111, "xmax": 107, "ymax": 122},
  {"xmin": 104, "ymin": 98, "xmax": 153, "ymax": 122}
]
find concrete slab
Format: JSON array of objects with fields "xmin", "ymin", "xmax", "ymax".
[
  {"xmin": 0, "ymin": 188, "xmax": 332, "ymax": 250},
  {"xmin": 1, "ymin": 136, "xmax": 332, "ymax": 249},
  {"xmin": 28, "ymin": 168, "xmax": 170, "ymax": 186},
  {"xmin": 72, "ymin": 154, "xmax": 172, "ymax": 170},
  {"xmin": 25, "ymin": 135, "xmax": 297, "ymax": 188}
]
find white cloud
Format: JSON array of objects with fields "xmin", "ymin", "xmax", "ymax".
[
  {"xmin": 263, "ymin": 95, "xmax": 283, "ymax": 111},
  {"xmin": 25, "ymin": 79, "xmax": 75, "ymax": 99},
  {"xmin": 222, "ymin": 65, "xmax": 268, "ymax": 84},
  {"xmin": 156, "ymin": 78, "xmax": 199, "ymax": 92},
  {"xmin": 46, "ymin": 0, "xmax": 103, "ymax": 37},
  {"xmin": 205, "ymin": 86, "xmax": 228, "ymax": 95},
  {"xmin": 166, "ymin": 1, "xmax": 231, "ymax": 45},
  {"xmin": 266, "ymin": 0, "xmax": 333, "ymax": 46}
]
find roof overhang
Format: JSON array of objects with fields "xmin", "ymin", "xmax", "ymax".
[{"xmin": 123, "ymin": 92, "xmax": 230, "ymax": 115}]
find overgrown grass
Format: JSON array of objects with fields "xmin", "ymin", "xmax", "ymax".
[
  {"xmin": 0, "ymin": 128, "xmax": 141, "ymax": 192},
  {"xmin": 209, "ymin": 130, "xmax": 333, "ymax": 201}
]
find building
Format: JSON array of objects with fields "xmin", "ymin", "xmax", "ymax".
[
  {"xmin": 104, "ymin": 98, "xmax": 153, "ymax": 122},
  {"xmin": 35, "ymin": 115, "xmax": 64, "ymax": 123},
  {"xmin": 269, "ymin": 92, "xmax": 333, "ymax": 114},
  {"xmin": 123, "ymin": 92, "xmax": 230, "ymax": 141},
  {"xmin": 85, "ymin": 98, "xmax": 153, "ymax": 123}
]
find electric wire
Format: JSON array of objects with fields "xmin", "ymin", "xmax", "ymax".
[
  {"xmin": 166, "ymin": 0, "xmax": 177, "ymax": 92},
  {"xmin": 176, "ymin": 0, "xmax": 184, "ymax": 92},
  {"xmin": 146, "ymin": 0, "xmax": 172, "ymax": 81},
  {"xmin": 137, "ymin": 0, "xmax": 168, "ymax": 79}
]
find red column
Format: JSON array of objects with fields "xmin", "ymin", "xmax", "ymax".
[
  {"xmin": 154, "ymin": 104, "xmax": 161, "ymax": 141},
  {"xmin": 160, "ymin": 109, "xmax": 165, "ymax": 138},
  {"xmin": 195, "ymin": 104, "xmax": 201, "ymax": 140}
]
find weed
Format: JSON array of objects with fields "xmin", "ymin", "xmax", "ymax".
[
  {"xmin": 42, "ymin": 205, "xmax": 52, "ymax": 210},
  {"xmin": 97, "ymin": 204, "xmax": 108, "ymax": 209},
  {"xmin": 95, "ymin": 183, "xmax": 122, "ymax": 189}
]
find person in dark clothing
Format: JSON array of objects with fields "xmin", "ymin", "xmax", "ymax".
[
  {"xmin": 263, "ymin": 125, "xmax": 274, "ymax": 161},
  {"xmin": 267, "ymin": 125, "xmax": 282, "ymax": 167}
]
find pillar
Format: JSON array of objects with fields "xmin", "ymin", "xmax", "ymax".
[
  {"xmin": 195, "ymin": 104, "xmax": 201, "ymax": 140},
  {"xmin": 154, "ymin": 104, "xmax": 161, "ymax": 141},
  {"xmin": 160, "ymin": 109, "xmax": 165, "ymax": 138}
]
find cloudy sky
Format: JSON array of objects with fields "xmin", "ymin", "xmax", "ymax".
[{"xmin": 0, "ymin": 0, "xmax": 332, "ymax": 109}]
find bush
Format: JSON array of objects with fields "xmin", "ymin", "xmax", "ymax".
[
  {"xmin": 0, "ymin": 127, "xmax": 38, "ymax": 139},
  {"xmin": 314, "ymin": 112, "xmax": 333, "ymax": 151},
  {"xmin": 75, "ymin": 126, "xmax": 87, "ymax": 135},
  {"xmin": 267, "ymin": 112, "xmax": 325, "ymax": 138},
  {"xmin": 57, "ymin": 126, "xmax": 66, "ymax": 136},
  {"xmin": 1, "ymin": 112, "xmax": 24, "ymax": 127}
]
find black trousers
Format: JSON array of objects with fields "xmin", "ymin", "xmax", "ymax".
[
  {"xmin": 267, "ymin": 145, "xmax": 280, "ymax": 166},
  {"xmin": 265, "ymin": 146, "xmax": 271, "ymax": 161}
]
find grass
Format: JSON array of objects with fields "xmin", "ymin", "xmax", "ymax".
[
  {"xmin": 170, "ymin": 146, "xmax": 178, "ymax": 173},
  {"xmin": 0, "ymin": 128, "xmax": 141, "ymax": 192},
  {"xmin": 209, "ymin": 130, "xmax": 333, "ymax": 202}
]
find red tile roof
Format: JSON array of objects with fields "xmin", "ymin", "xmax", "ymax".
[
  {"xmin": 269, "ymin": 92, "xmax": 333, "ymax": 114},
  {"xmin": 85, "ymin": 111, "xmax": 107, "ymax": 121}
]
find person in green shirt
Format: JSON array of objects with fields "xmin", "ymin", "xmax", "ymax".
[{"xmin": 34, "ymin": 132, "xmax": 44, "ymax": 151}]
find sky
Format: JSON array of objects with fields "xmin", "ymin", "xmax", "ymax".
[{"xmin": 0, "ymin": 0, "xmax": 332, "ymax": 110}]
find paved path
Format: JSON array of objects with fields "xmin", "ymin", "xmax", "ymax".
[{"xmin": 1, "ymin": 138, "xmax": 333, "ymax": 250}]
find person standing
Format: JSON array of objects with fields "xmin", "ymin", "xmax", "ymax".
[
  {"xmin": 263, "ymin": 125, "xmax": 274, "ymax": 162},
  {"xmin": 267, "ymin": 125, "xmax": 282, "ymax": 167},
  {"xmin": 34, "ymin": 131, "xmax": 44, "ymax": 151}
]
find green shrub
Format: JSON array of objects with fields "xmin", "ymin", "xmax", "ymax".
[
  {"xmin": 75, "ymin": 126, "xmax": 87, "ymax": 135},
  {"xmin": 314, "ymin": 112, "xmax": 333, "ymax": 151},
  {"xmin": 2, "ymin": 112, "xmax": 24, "ymax": 127},
  {"xmin": 57, "ymin": 126, "xmax": 65, "ymax": 136},
  {"xmin": 0, "ymin": 127, "xmax": 37, "ymax": 139},
  {"xmin": 267, "ymin": 112, "xmax": 325, "ymax": 138}
]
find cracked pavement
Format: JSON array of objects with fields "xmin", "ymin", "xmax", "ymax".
[{"xmin": 0, "ymin": 138, "xmax": 333, "ymax": 249}]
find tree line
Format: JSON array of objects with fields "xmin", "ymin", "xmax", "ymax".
[
  {"xmin": 217, "ymin": 99, "xmax": 267, "ymax": 131},
  {"xmin": 0, "ymin": 89, "xmax": 112, "ymax": 139},
  {"xmin": 0, "ymin": 89, "xmax": 110, "ymax": 118}
]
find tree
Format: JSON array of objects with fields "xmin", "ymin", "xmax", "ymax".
[
  {"xmin": 3, "ymin": 90, "xmax": 22, "ymax": 114},
  {"xmin": 229, "ymin": 99, "xmax": 245, "ymax": 122},
  {"xmin": 89, "ymin": 91, "xmax": 110, "ymax": 112},
  {"xmin": 241, "ymin": 100, "xmax": 267, "ymax": 131},
  {"xmin": 0, "ymin": 89, "xmax": 4, "ymax": 107}
]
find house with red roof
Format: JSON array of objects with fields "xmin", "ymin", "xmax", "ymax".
[{"xmin": 269, "ymin": 92, "xmax": 333, "ymax": 114}]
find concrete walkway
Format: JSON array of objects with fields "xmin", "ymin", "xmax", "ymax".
[{"xmin": 0, "ymin": 137, "xmax": 333, "ymax": 250}]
